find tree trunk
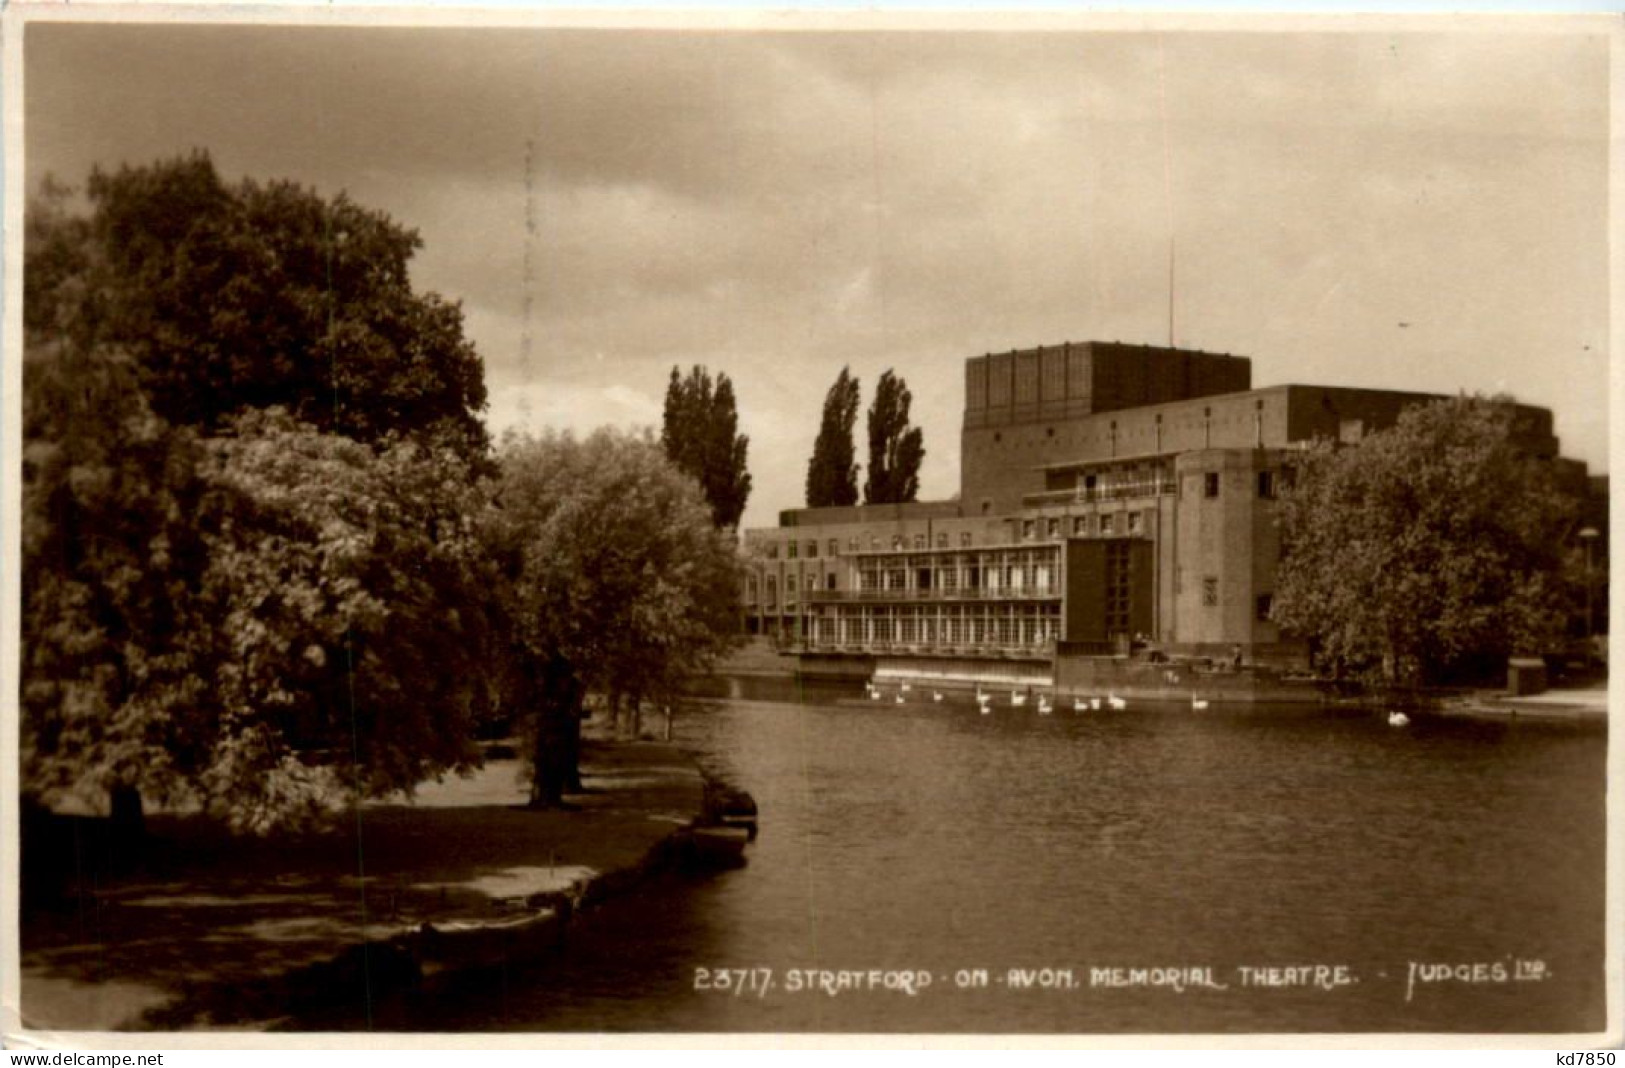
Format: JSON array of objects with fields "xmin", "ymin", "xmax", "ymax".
[
  {"xmin": 529, "ymin": 657, "xmax": 579, "ymax": 809},
  {"xmin": 564, "ymin": 710, "xmax": 584, "ymax": 793},
  {"xmin": 109, "ymin": 784, "xmax": 145, "ymax": 841}
]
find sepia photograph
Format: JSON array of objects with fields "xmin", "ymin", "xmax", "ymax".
[{"xmin": 2, "ymin": 7, "xmax": 1616, "ymax": 1046}]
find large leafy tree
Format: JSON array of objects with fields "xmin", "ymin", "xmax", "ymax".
[
  {"xmin": 196, "ymin": 411, "xmax": 500, "ymax": 831},
  {"xmin": 21, "ymin": 368, "xmax": 499, "ymax": 831},
  {"xmin": 22, "ymin": 161, "xmax": 499, "ymax": 831},
  {"xmin": 661, "ymin": 365, "xmax": 752, "ymax": 528},
  {"xmin": 805, "ymin": 366, "xmax": 861, "ymax": 507},
  {"xmin": 863, "ymin": 369, "xmax": 925, "ymax": 505},
  {"xmin": 27, "ymin": 154, "xmax": 489, "ymax": 461},
  {"xmin": 488, "ymin": 429, "xmax": 745, "ymax": 807},
  {"xmin": 21, "ymin": 341, "xmax": 221, "ymax": 828},
  {"xmin": 1272, "ymin": 395, "xmax": 1581, "ymax": 687}
]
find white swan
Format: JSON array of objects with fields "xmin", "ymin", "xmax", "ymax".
[
  {"xmin": 894, "ymin": 693, "xmax": 906, "ymax": 704},
  {"xmin": 1388, "ymin": 711, "xmax": 1410, "ymax": 727},
  {"xmin": 1090, "ymin": 697, "xmax": 1102, "ymax": 710},
  {"xmin": 1073, "ymin": 698, "xmax": 1088, "ymax": 712},
  {"xmin": 1011, "ymin": 691, "xmax": 1028, "ymax": 708},
  {"xmin": 1107, "ymin": 694, "xmax": 1127, "ymax": 710},
  {"xmin": 1037, "ymin": 697, "xmax": 1053, "ymax": 715},
  {"xmin": 932, "ymin": 691, "xmax": 944, "ymax": 703},
  {"xmin": 1191, "ymin": 695, "xmax": 1210, "ymax": 711}
]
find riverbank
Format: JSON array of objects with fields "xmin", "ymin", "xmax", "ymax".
[
  {"xmin": 1430, "ymin": 680, "xmax": 1610, "ymax": 722},
  {"xmin": 17, "ymin": 737, "xmax": 713, "ymax": 1033}
]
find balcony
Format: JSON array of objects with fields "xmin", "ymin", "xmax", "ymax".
[
  {"xmin": 1021, "ymin": 480, "xmax": 1177, "ymax": 508},
  {"xmin": 803, "ymin": 587, "xmax": 1061, "ymax": 603},
  {"xmin": 794, "ymin": 640, "xmax": 1059, "ymax": 659}
]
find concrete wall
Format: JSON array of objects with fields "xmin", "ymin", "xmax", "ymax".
[{"xmin": 1170, "ymin": 449, "xmax": 1287, "ymax": 648}]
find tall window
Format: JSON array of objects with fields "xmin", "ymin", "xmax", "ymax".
[
  {"xmin": 1128, "ymin": 511, "xmax": 1143, "ymax": 535},
  {"xmin": 1022, "ymin": 519, "xmax": 1035, "ymax": 540},
  {"xmin": 1256, "ymin": 593, "xmax": 1273, "ymax": 620},
  {"xmin": 1202, "ymin": 576, "xmax": 1219, "ymax": 607},
  {"xmin": 1073, "ymin": 515, "xmax": 1090, "ymax": 536},
  {"xmin": 1204, "ymin": 472, "xmax": 1221, "ymax": 498},
  {"xmin": 1046, "ymin": 517, "xmax": 1060, "ymax": 539},
  {"xmin": 829, "ymin": 538, "xmax": 840, "ymax": 556},
  {"xmin": 807, "ymin": 540, "xmax": 818, "ymax": 559},
  {"xmin": 1101, "ymin": 514, "xmax": 1115, "ymax": 536},
  {"xmin": 961, "ymin": 531, "xmax": 973, "ymax": 547},
  {"xmin": 1257, "ymin": 471, "xmax": 1276, "ymax": 499},
  {"xmin": 787, "ymin": 541, "xmax": 798, "ymax": 559}
]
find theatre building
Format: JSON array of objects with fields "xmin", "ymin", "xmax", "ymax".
[{"xmin": 739, "ymin": 342, "xmax": 1569, "ymax": 688}]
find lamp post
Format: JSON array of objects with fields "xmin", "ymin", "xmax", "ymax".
[{"xmin": 1579, "ymin": 526, "xmax": 1600, "ymax": 654}]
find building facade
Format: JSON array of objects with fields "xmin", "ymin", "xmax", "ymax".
[{"xmin": 740, "ymin": 343, "xmax": 1568, "ymax": 682}]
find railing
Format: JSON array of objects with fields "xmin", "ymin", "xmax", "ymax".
[
  {"xmin": 795, "ymin": 640, "xmax": 1059, "ymax": 658},
  {"xmin": 803, "ymin": 587, "xmax": 1062, "ymax": 603},
  {"xmin": 1021, "ymin": 480, "xmax": 1177, "ymax": 507}
]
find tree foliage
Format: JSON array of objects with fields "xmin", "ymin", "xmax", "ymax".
[
  {"xmin": 805, "ymin": 366, "xmax": 861, "ymax": 508},
  {"xmin": 22, "ymin": 160, "xmax": 499, "ymax": 831},
  {"xmin": 196, "ymin": 411, "xmax": 499, "ymax": 830},
  {"xmin": 21, "ymin": 347, "xmax": 500, "ymax": 831},
  {"xmin": 488, "ymin": 429, "xmax": 746, "ymax": 806},
  {"xmin": 22, "ymin": 341, "xmax": 221, "ymax": 820},
  {"xmin": 863, "ymin": 369, "xmax": 925, "ymax": 505},
  {"xmin": 661, "ymin": 365, "xmax": 752, "ymax": 528},
  {"xmin": 1271, "ymin": 395, "xmax": 1581, "ymax": 686},
  {"xmin": 27, "ymin": 154, "xmax": 489, "ymax": 460}
]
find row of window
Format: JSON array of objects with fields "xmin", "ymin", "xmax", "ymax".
[
  {"xmin": 1200, "ymin": 470, "xmax": 1283, "ymax": 499},
  {"xmin": 1195, "ymin": 578, "xmax": 1275, "ymax": 622},
  {"xmin": 806, "ymin": 603, "xmax": 1061, "ymax": 649},
  {"xmin": 1021, "ymin": 512, "xmax": 1148, "ymax": 540},
  {"xmin": 762, "ymin": 530, "xmax": 979, "ymax": 560}
]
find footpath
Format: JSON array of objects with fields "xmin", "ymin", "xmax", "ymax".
[{"xmin": 16, "ymin": 738, "xmax": 708, "ymax": 1034}]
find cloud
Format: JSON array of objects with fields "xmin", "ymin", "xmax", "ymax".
[
  {"xmin": 25, "ymin": 22, "xmax": 1611, "ymax": 529},
  {"xmin": 486, "ymin": 379, "xmax": 663, "ymax": 439}
]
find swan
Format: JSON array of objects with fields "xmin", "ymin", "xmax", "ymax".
[
  {"xmin": 869, "ymin": 689, "xmax": 882, "ymax": 701},
  {"xmin": 1388, "ymin": 711, "xmax": 1410, "ymax": 727},
  {"xmin": 900, "ymin": 682, "xmax": 912, "ymax": 693},
  {"xmin": 1073, "ymin": 698, "xmax": 1088, "ymax": 712},
  {"xmin": 1037, "ymin": 698, "xmax": 1053, "ymax": 716},
  {"xmin": 894, "ymin": 693, "xmax": 906, "ymax": 704},
  {"xmin": 1191, "ymin": 695, "xmax": 1210, "ymax": 711},
  {"xmin": 1011, "ymin": 691, "xmax": 1028, "ymax": 708},
  {"xmin": 1107, "ymin": 694, "xmax": 1127, "ymax": 710},
  {"xmin": 932, "ymin": 691, "xmax": 944, "ymax": 703},
  {"xmin": 1090, "ymin": 697, "xmax": 1102, "ymax": 710}
]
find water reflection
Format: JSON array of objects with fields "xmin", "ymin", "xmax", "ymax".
[{"xmin": 408, "ymin": 682, "xmax": 1606, "ymax": 1034}]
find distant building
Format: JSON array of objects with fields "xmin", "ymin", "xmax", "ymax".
[{"xmin": 740, "ymin": 342, "xmax": 1576, "ymax": 683}]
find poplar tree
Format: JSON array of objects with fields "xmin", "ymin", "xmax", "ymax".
[
  {"xmin": 805, "ymin": 366, "xmax": 861, "ymax": 507},
  {"xmin": 661, "ymin": 365, "xmax": 752, "ymax": 528},
  {"xmin": 863, "ymin": 369, "xmax": 926, "ymax": 505}
]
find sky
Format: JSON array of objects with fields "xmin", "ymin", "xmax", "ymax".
[{"xmin": 23, "ymin": 17, "xmax": 1611, "ymax": 529}]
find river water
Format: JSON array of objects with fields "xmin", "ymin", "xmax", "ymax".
[{"xmin": 400, "ymin": 678, "xmax": 1607, "ymax": 1035}]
